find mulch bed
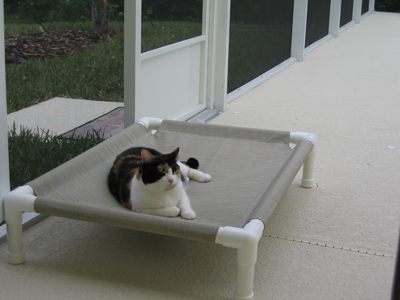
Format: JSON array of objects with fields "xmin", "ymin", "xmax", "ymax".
[{"xmin": 5, "ymin": 29, "xmax": 121, "ymax": 65}]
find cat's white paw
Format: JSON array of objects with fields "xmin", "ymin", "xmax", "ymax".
[
  {"xmin": 168, "ymin": 206, "xmax": 181, "ymax": 217},
  {"xmin": 198, "ymin": 173, "xmax": 211, "ymax": 183},
  {"xmin": 181, "ymin": 209, "xmax": 196, "ymax": 220},
  {"xmin": 142, "ymin": 206, "xmax": 180, "ymax": 217}
]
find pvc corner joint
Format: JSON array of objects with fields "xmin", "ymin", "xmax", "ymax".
[
  {"xmin": 5, "ymin": 185, "xmax": 36, "ymax": 214},
  {"xmin": 215, "ymin": 219, "xmax": 264, "ymax": 249},
  {"xmin": 137, "ymin": 117, "xmax": 163, "ymax": 131},
  {"xmin": 4, "ymin": 185, "xmax": 36, "ymax": 264},
  {"xmin": 289, "ymin": 132, "xmax": 318, "ymax": 146}
]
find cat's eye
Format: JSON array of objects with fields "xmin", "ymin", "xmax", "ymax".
[{"xmin": 157, "ymin": 165, "xmax": 167, "ymax": 173}]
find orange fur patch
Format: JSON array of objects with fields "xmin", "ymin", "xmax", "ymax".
[
  {"xmin": 122, "ymin": 200, "xmax": 132, "ymax": 210},
  {"xmin": 157, "ymin": 163, "xmax": 170, "ymax": 174},
  {"xmin": 113, "ymin": 159, "xmax": 123, "ymax": 177},
  {"xmin": 165, "ymin": 184, "xmax": 177, "ymax": 191}
]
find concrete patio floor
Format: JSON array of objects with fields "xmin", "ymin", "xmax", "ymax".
[{"xmin": 1, "ymin": 11, "xmax": 400, "ymax": 300}]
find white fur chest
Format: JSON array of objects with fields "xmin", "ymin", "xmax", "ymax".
[{"xmin": 130, "ymin": 177, "xmax": 186, "ymax": 212}]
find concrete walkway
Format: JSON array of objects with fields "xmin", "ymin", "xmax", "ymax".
[
  {"xmin": 1, "ymin": 12, "xmax": 399, "ymax": 300},
  {"xmin": 7, "ymin": 97, "xmax": 123, "ymax": 135}
]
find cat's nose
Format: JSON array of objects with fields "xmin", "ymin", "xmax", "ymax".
[{"xmin": 168, "ymin": 178, "xmax": 174, "ymax": 184}]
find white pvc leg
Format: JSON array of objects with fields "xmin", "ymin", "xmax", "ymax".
[
  {"xmin": 5, "ymin": 208, "xmax": 25, "ymax": 264},
  {"xmin": 4, "ymin": 185, "xmax": 37, "ymax": 264},
  {"xmin": 301, "ymin": 145, "xmax": 316, "ymax": 188},
  {"xmin": 290, "ymin": 132, "xmax": 317, "ymax": 188},
  {"xmin": 234, "ymin": 244, "xmax": 258, "ymax": 300},
  {"xmin": 215, "ymin": 219, "xmax": 264, "ymax": 300}
]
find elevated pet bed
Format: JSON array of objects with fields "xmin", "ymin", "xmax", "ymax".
[{"xmin": 5, "ymin": 117, "xmax": 317, "ymax": 300}]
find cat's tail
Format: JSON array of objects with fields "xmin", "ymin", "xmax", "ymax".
[{"xmin": 184, "ymin": 158, "xmax": 199, "ymax": 169}]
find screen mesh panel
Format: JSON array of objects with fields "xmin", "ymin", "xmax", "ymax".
[
  {"xmin": 141, "ymin": 0, "xmax": 203, "ymax": 53},
  {"xmin": 362, "ymin": 0, "xmax": 370, "ymax": 15},
  {"xmin": 305, "ymin": 0, "xmax": 331, "ymax": 48},
  {"xmin": 228, "ymin": 0, "xmax": 294, "ymax": 93},
  {"xmin": 340, "ymin": 0, "xmax": 354, "ymax": 27}
]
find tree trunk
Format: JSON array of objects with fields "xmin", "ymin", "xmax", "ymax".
[{"xmin": 92, "ymin": 0, "xmax": 109, "ymax": 33}]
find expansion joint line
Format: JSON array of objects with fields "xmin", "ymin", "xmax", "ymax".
[{"xmin": 265, "ymin": 234, "xmax": 396, "ymax": 259}]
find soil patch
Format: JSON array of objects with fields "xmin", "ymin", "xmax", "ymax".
[{"xmin": 5, "ymin": 29, "xmax": 121, "ymax": 65}]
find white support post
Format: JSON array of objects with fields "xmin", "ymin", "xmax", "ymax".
[
  {"xmin": 199, "ymin": 0, "xmax": 210, "ymax": 109},
  {"xmin": 369, "ymin": 0, "xmax": 375, "ymax": 12},
  {"xmin": 290, "ymin": 132, "xmax": 318, "ymax": 188},
  {"xmin": 0, "ymin": 0, "xmax": 10, "ymax": 224},
  {"xmin": 215, "ymin": 219, "xmax": 264, "ymax": 300},
  {"xmin": 208, "ymin": 0, "xmax": 231, "ymax": 112},
  {"xmin": 5, "ymin": 186, "xmax": 37, "ymax": 264},
  {"xmin": 291, "ymin": 0, "xmax": 308, "ymax": 62},
  {"xmin": 206, "ymin": 1, "xmax": 215, "ymax": 110},
  {"xmin": 329, "ymin": 0, "xmax": 342, "ymax": 38},
  {"xmin": 353, "ymin": 0, "xmax": 363, "ymax": 23},
  {"xmin": 124, "ymin": 0, "xmax": 142, "ymax": 128}
]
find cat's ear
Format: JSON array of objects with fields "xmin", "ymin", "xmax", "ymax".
[
  {"xmin": 170, "ymin": 147, "xmax": 179, "ymax": 158},
  {"xmin": 141, "ymin": 149, "xmax": 154, "ymax": 164}
]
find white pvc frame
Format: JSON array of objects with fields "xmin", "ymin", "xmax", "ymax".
[{"xmin": 4, "ymin": 117, "xmax": 317, "ymax": 300}]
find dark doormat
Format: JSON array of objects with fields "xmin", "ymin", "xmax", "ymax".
[{"xmin": 61, "ymin": 107, "xmax": 124, "ymax": 139}]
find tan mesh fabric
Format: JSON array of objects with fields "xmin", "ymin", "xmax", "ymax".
[
  {"xmin": 29, "ymin": 120, "xmax": 313, "ymax": 243},
  {"xmin": 245, "ymin": 140, "xmax": 314, "ymax": 223}
]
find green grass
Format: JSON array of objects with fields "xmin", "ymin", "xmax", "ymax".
[
  {"xmin": 6, "ymin": 36, "xmax": 125, "ymax": 113},
  {"xmin": 141, "ymin": 21, "xmax": 202, "ymax": 53},
  {"xmin": 5, "ymin": 20, "xmax": 201, "ymax": 114},
  {"xmin": 4, "ymin": 13, "xmax": 34, "ymax": 25},
  {"xmin": 8, "ymin": 125, "xmax": 104, "ymax": 190}
]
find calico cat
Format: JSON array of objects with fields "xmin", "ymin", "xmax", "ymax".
[{"xmin": 107, "ymin": 147, "xmax": 211, "ymax": 220}]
